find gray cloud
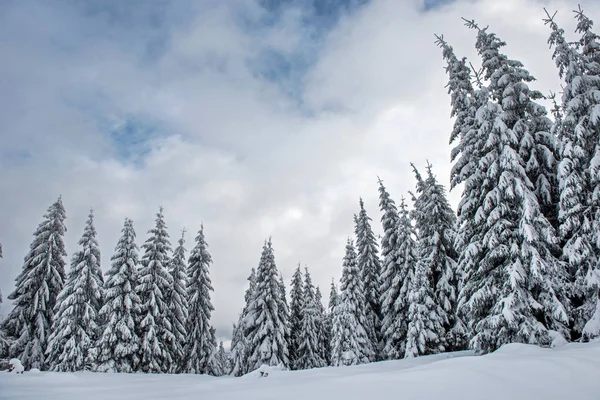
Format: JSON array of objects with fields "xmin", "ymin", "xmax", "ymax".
[{"xmin": 1, "ymin": 0, "xmax": 598, "ymax": 342}]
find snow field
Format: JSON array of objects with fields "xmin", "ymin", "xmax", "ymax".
[{"xmin": 1, "ymin": 340, "xmax": 599, "ymax": 400}]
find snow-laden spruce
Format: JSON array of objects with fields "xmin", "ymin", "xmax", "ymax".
[
  {"xmin": 331, "ymin": 239, "xmax": 374, "ymax": 366},
  {"xmin": 97, "ymin": 218, "xmax": 142, "ymax": 373},
  {"xmin": 452, "ymin": 22, "xmax": 569, "ymax": 353},
  {"xmin": 230, "ymin": 268, "xmax": 256, "ymax": 376},
  {"xmin": 377, "ymin": 180, "xmax": 414, "ymax": 359},
  {"xmin": 244, "ymin": 238, "xmax": 290, "ymax": 372},
  {"xmin": 315, "ymin": 286, "xmax": 330, "ymax": 366},
  {"xmin": 0, "ymin": 242, "xmax": 9, "ymax": 360},
  {"xmin": 546, "ymin": 8, "xmax": 600, "ymax": 341},
  {"xmin": 277, "ymin": 272, "xmax": 291, "ymax": 363},
  {"xmin": 354, "ymin": 198, "xmax": 382, "ymax": 360},
  {"xmin": 46, "ymin": 210, "xmax": 104, "ymax": 371},
  {"xmin": 409, "ymin": 164, "xmax": 458, "ymax": 354},
  {"xmin": 216, "ymin": 341, "xmax": 230, "ymax": 375},
  {"xmin": 136, "ymin": 207, "xmax": 174, "ymax": 373},
  {"xmin": 296, "ymin": 268, "xmax": 326, "ymax": 370},
  {"xmin": 289, "ymin": 264, "xmax": 304, "ymax": 369},
  {"xmin": 184, "ymin": 224, "xmax": 220, "ymax": 375},
  {"xmin": 167, "ymin": 231, "xmax": 189, "ymax": 373},
  {"xmin": 3, "ymin": 197, "xmax": 67, "ymax": 370}
]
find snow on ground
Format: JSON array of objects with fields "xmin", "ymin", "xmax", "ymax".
[{"xmin": 1, "ymin": 341, "xmax": 599, "ymax": 400}]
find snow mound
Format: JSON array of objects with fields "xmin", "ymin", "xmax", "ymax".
[
  {"xmin": 29, "ymin": 368, "xmax": 41, "ymax": 374},
  {"xmin": 491, "ymin": 342, "xmax": 547, "ymax": 356},
  {"xmin": 242, "ymin": 363, "xmax": 287, "ymax": 379}
]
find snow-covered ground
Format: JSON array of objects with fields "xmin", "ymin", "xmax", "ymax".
[{"xmin": 1, "ymin": 341, "xmax": 599, "ymax": 400}]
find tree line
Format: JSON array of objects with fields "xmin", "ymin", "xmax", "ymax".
[{"xmin": 1, "ymin": 5, "xmax": 600, "ymax": 375}]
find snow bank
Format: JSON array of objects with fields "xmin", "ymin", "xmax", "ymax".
[{"xmin": 1, "ymin": 341, "xmax": 599, "ymax": 400}]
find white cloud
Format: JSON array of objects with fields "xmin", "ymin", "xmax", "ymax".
[{"xmin": 1, "ymin": 0, "xmax": 598, "ymax": 339}]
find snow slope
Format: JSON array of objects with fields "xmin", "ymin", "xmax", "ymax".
[{"xmin": 1, "ymin": 341, "xmax": 599, "ymax": 400}]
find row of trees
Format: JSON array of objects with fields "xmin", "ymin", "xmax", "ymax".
[
  {"xmin": 0, "ymin": 201, "xmax": 227, "ymax": 373},
  {"xmin": 2, "ymin": 5, "xmax": 600, "ymax": 376},
  {"xmin": 228, "ymin": 5, "xmax": 600, "ymax": 372}
]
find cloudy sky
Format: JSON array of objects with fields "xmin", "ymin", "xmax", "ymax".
[{"xmin": 0, "ymin": 0, "xmax": 598, "ymax": 342}]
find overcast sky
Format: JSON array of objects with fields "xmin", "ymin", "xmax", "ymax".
[{"xmin": 0, "ymin": 0, "xmax": 598, "ymax": 343}]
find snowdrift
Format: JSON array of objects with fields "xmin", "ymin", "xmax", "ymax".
[{"xmin": 1, "ymin": 341, "xmax": 599, "ymax": 400}]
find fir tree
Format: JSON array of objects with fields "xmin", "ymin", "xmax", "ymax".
[
  {"xmin": 244, "ymin": 238, "xmax": 289, "ymax": 371},
  {"xmin": 315, "ymin": 286, "xmax": 330, "ymax": 366},
  {"xmin": 354, "ymin": 198, "xmax": 382, "ymax": 360},
  {"xmin": 404, "ymin": 257, "xmax": 445, "ymax": 358},
  {"xmin": 546, "ymin": 8, "xmax": 600, "ymax": 341},
  {"xmin": 46, "ymin": 210, "xmax": 104, "ymax": 371},
  {"xmin": 230, "ymin": 268, "xmax": 256, "ymax": 376},
  {"xmin": 296, "ymin": 268, "xmax": 326, "ymax": 370},
  {"xmin": 277, "ymin": 271, "xmax": 291, "ymax": 362},
  {"xmin": 380, "ymin": 195, "xmax": 417, "ymax": 359},
  {"xmin": 185, "ymin": 224, "xmax": 219, "ymax": 375},
  {"xmin": 288, "ymin": 264, "xmax": 304, "ymax": 369},
  {"xmin": 0, "ymin": 243, "xmax": 9, "ymax": 359},
  {"xmin": 97, "ymin": 218, "xmax": 142, "ymax": 373},
  {"xmin": 331, "ymin": 239, "xmax": 374, "ymax": 366},
  {"xmin": 409, "ymin": 164, "xmax": 457, "ymax": 354},
  {"xmin": 3, "ymin": 197, "xmax": 67, "ymax": 370},
  {"xmin": 136, "ymin": 207, "xmax": 174, "ymax": 372},
  {"xmin": 216, "ymin": 341, "xmax": 230, "ymax": 375},
  {"xmin": 454, "ymin": 21, "xmax": 569, "ymax": 353},
  {"xmin": 574, "ymin": 7, "xmax": 600, "ymax": 342},
  {"xmin": 168, "ymin": 230, "xmax": 189, "ymax": 373},
  {"xmin": 323, "ymin": 279, "xmax": 338, "ymax": 366}
]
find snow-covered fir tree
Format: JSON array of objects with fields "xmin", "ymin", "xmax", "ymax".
[
  {"xmin": 136, "ymin": 207, "xmax": 174, "ymax": 373},
  {"xmin": 404, "ymin": 254, "xmax": 445, "ymax": 358},
  {"xmin": 546, "ymin": 8, "xmax": 600, "ymax": 341},
  {"xmin": 97, "ymin": 218, "xmax": 142, "ymax": 373},
  {"xmin": 277, "ymin": 271, "xmax": 291, "ymax": 362},
  {"xmin": 380, "ymin": 194, "xmax": 417, "ymax": 359},
  {"xmin": 216, "ymin": 341, "xmax": 230, "ymax": 375},
  {"xmin": 377, "ymin": 180, "xmax": 413, "ymax": 359},
  {"xmin": 354, "ymin": 198, "xmax": 382, "ymax": 360},
  {"xmin": 244, "ymin": 238, "xmax": 290, "ymax": 371},
  {"xmin": 167, "ymin": 230, "xmax": 189, "ymax": 373},
  {"xmin": 409, "ymin": 164, "xmax": 457, "ymax": 353},
  {"xmin": 46, "ymin": 210, "xmax": 104, "ymax": 371},
  {"xmin": 230, "ymin": 268, "xmax": 256, "ymax": 376},
  {"xmin": 452, "ymin": 22, "xmax": 569, "ymax": 353},
  {"xmin": 185, "ymin": 224, "xmax": 219, "ymax": 375},
  {"xmin": 331, "ymin": 239, "xmax": 374, "ymax": 366},
  {"xmin": 315, "ymin": 286, "xmax": 330, "ymax": 366},
  {"xmin": 289, "ymin": 264, "xmax": 304, "ymax": 369},
  {"xmin": 296, "ymin": 268, "xmax": 326, "ymax": 370},
  {"xmin": 323, "ymin": 279, "xmax": 338, "ymax": 366},
  {"xmin": 0, "ymin": 243, "xmax": 9, "ymax": 359},
  {"xmin": 3, "ymin": 197, "xmax": 67, "ymax": 370}
]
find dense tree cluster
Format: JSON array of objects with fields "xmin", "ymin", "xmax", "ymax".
[{"xmin": 1, "ymin": 6, "xmax": 599, "ymax": 376}]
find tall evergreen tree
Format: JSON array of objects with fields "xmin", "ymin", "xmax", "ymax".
[
  {"xmin": 136, "ymin": 207, "xmax": 174, "ymax": 372},
  {"xmin": 244, "ymin": 238, "xmax": 289, "ymax": 371},
  {"xmin": 46, "ymin": 210, "xmax": 104, "ymax": 371},
  {"xmin": 380, "ymin": 195, "xmax": 417, "ymax": 359},
  {"xmin": 409, "ymin": 164, "xmax": 457, "ymax": 354},
  {"xmin": 3, "ymin": 197, "xmax": 67, "ymax": 370},
  {"xmin": 288, "ymin": 264, "xmax": 304, "ymax": 369},
  {"xmin": 404, "ymin": 256, "xmax": 445, "ymax": 358},
  {"xmin": 230, "ymin": 268, "xmax": 256, "ymax": 376},
  {"xmin": 315, "ymin": 286, "xmax": 330, "ymax": 366},
  {"xmin": 323, "ymin": 279, "xmax": 338, "ymax": 366},
  {"xmin": 354, "ymin": 198, "xmax": 382, "ymax": 360},
  {"xmin": 453, "ymin": 21, "xmax": 569, "ymax": 353},
  {"xmin": 331, "ymin": 239, "xmax": 373, "ymax": 366},
  {"xmin": 168, "ymin": 231, "xmax": 189, "ymax": 373},
  {"xmin": 546, "ymin": 8, "xmax": 600, "ymax": 341},
  {"xmin": 0, "ymin": 243, "xmax": 9, "ymax": 359},
  {"xmin": 296, "ymin": 268, "xmax": 326, "ymax": 370},
  {"xmin": 185, "ymin": 224, "xmax": 219, "ymax": 375},
  {"xmin": 277, "ymin": 271, "xmax": 291, "ymax": 363},
  {"xmin": 97, "ymin": 218, "xmax": 142, "ymax": 373},
  {"xmin": 216, "ymin": 341, "xmax": 230, "ymax": 376}
]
